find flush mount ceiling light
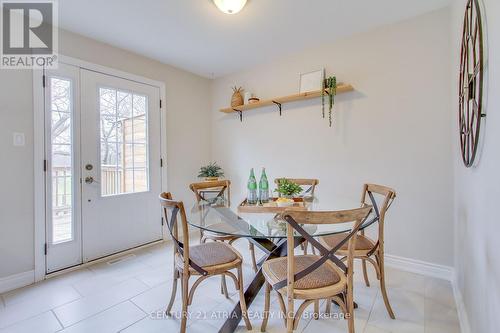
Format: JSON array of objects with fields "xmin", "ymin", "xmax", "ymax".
[{"xmin": 213, "ymin": 0, "xmax": 247, "ymax": 14}]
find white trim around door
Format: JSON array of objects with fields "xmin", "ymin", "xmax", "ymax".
[{"xmin": 33, "ymin": 55, "xmax": 167, "ymax": 282}]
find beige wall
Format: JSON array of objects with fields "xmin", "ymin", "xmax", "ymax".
[
  {"xmin": 211, "ymin": 8, "xmax": 454, "ymax": 266},
  {"xmin": 451, "ymin": 1, "xmax": 500, "ymax": 332},
  {"xmin": 0, "ymin": 29, "xmax": 212, "ymax": 278}
]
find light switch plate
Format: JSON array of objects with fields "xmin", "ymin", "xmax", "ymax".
[{"xmin": 13, "ymin": 132, "xmax": 25, "ymax": 146}]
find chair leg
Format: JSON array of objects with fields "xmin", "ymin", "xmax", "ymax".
[
  {"xmin": 237, "ymin": 265, "xmax": 253, "ymax": 330},
  {"xmin": 221, "ymin": 274, "xmax": 229, "ymax": 298},
  {"xmin": 362, "ymin": 258, "xmax": 370, "ymax": 287},
  {"xmin": 165, "ymin": 269, "xmax": 179, "ymax": 315},
  {"xmin": 313, "ymin": 300, "xmax": 319, "ymax": 320},
  {"xmin": 180, "ymin": 273, "xmax": 189, "ymax": 333},
  {"xmin": 346, "ymin": 288, "xmax": 355, "ymax": 333},
  {"xmin": 326, "ymin": 297, "xmax": 332, "ymax": 314},
  {"xmin": 261, "ymin": 282, "xmax": 271, "ymax": 332},
  {"xmin": 249, "ymin": 241, "xmax": 258, "ymax": 272},
  {"xmin": 286, "ymin": 293, "xmax": 294, "ymax": 332},
  {"xmin": 377, "ymin": 253, "xmax": 395, "ymax": 319},
  {"xmin": 303, "ymin": 240, "xmax": 308, "ymax": 255}
]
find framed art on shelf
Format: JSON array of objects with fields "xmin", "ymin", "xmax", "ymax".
[{"xmin": 299, "ymin": 69, "xmax": 324, "ymax": 93}]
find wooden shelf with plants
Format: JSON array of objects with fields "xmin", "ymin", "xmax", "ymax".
[{"xmin": 219, "ymin": 83, "xmax": 354, "ymax": 115}]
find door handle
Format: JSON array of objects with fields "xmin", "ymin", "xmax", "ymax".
[{"xmin": 84, "ymin": 176, "xmax": 96, "ymax": 184}]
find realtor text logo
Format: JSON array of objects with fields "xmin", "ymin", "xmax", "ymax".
[{"xmin": 1, "ymin": 0, "xmax": 58, "ymax": 68}]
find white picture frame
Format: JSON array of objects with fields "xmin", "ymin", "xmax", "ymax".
[{"xmin": 299, "ymin": 69, "xmax": 324, "ymax": 93}]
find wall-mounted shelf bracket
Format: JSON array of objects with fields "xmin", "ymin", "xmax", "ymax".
[{"xmin": 272, "ymin": 101, "xmax": 282, "ymax": 116}]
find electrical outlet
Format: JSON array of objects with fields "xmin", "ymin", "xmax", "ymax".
[{"xmin": 13, "ymin": 132, "xmax": 25, "ymax": 147}]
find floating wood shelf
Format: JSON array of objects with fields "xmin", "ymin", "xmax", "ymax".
[{"xmin": 219, "ymin": 84, "xmax": 354, "ymax": 118}]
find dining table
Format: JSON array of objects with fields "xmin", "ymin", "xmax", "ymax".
[{"xmin": 188, "ymin": 195, "xmax": 376, "ymax": 333}]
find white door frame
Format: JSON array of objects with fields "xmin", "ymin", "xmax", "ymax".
[{"xmin": 33, "ymin": 55, "xmax": 167, "ymax": 281}]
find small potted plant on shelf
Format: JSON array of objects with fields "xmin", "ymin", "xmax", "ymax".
[
  {"xmin": 198, "ymin": 162, "xmax": 224, "ymax": 181},
  {"xmin": 274, "ymin": 179, "xmax": 303, "ymax": 207},
  {"xmin": 321, "ymin": 76, "xmax": 337, "ymax": 127}
]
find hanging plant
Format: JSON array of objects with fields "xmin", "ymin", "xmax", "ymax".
[{"xmin": 321, "ymin": 76, "xmax": 337, "ymax": 127}]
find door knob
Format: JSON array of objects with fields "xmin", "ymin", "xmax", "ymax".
[{"xmin": 84, "ymin": 176, "xmax": 95, "ymax": 184}]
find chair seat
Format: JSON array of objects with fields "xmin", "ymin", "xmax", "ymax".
[
  {"xmin": 262, "ymin": 255, "xmax": 346, "ymax": 298},
  {"xmin": 175, "ymin": 242, "xmax": 241, "ymax": 273},
  {"xmin": 320, "ymin": 233, "xmax": 376, "ymax": 254}
]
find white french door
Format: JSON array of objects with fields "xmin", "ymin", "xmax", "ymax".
[
  {"xmin": 44, "ymin": 64, "xmax": 163, "ymax": 272},
  {"xmin": 80, "ymin": 70, "xmax": 162, "ymax": 262}
]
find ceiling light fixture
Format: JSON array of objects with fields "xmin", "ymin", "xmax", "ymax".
[{"xmin": 213, "ymin": 0, "xmax": 247, "ymax": 14}]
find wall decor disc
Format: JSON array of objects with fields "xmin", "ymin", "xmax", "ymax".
[{"xmin": 459, "ymin": 0, "xmax": 485, "ymax": 167}]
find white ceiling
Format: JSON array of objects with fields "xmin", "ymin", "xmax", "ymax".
[{"xmin": 58, "ymin": 0, "xmax": 453, "ymax": 78}]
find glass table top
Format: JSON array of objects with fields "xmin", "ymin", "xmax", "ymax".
[{"xmin": 188, "ymin": 197, "xmax": 374, "ymax": 239}]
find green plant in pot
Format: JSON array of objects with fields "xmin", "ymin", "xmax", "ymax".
[
  {"xmin": 321, "ymin": 76, "xmax": 337, "ymax": 127},
  {"xmin": 274, "ymin": 179, "xmax": 303, "ymax": 198},
  {"xmin": 198, "ymin": 162, "xmax": 224, "ymax": 181}
]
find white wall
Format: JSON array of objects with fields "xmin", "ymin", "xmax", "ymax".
[
  {"xmin": 211, "ymin": 8, "xmax": 454, "ymax": 266},
  {"xmin": 0, "ymin": 29, "xmax": 212, "ymax": 279},
  {"xmin": 451, "ymin": 1, "xmax": 500, "ymax": 332}
]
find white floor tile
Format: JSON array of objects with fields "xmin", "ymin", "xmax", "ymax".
[
  {"xmin": 72, "ymin": 273, "xmax": 128, "ymax": 297},
  {"xmin": 120, "ymin": 314, "xmax": 219, "ymax": 333},
  {"xmin": 364, "ymin": 324, "xmax": 392, "ymax": 333},
  {"xmin": 134, "ymin": 266, "xmax": 172, "ymax": 288},
  {"xmin": 424, "ymin": 297, "xmax": 460, "ymax": 333},
  {"xmin": 58, "ymin": 301, "xmax": 145, "ymax": 333},
  {"xmin": 424, "ymin": 277, "xmax": 456, "ymax": 309},
  {"xmin": 2, "ymin": 283, "xmax": 81, "ymax": 307},
  {"xmin": 0, "ymin": 286, "xmax": 80, "ymax": 329},
  {"xmin": 53, "ymin": 278, "xmax": 148, "ymax": 327},
  {"xmin": 368, "ymin": 289, "xmax": 425, "ymax": 333},
  {"xmin": 382, "ymin": 268, "xmax": 426, "ymax": 295},
  {"xmin": 0, "ymin": 311, "xmax": 61, "ymax": 333}
]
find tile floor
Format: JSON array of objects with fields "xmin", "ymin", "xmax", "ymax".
[{"xmin": 0, "ymin": 240, "xmax": 461, "ymax": 333}]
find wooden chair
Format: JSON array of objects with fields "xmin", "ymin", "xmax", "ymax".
[
  {"xmin": 190, "ymin": 180, "xmax": 258, "ymax": 275},
  {"xmin": 261, "ymin": 206, "xmax": 373, "ymax": 333},
  {"xmin": 274, "ymin": 178, "xmax": 319, "ymax": 255},
  {"xmin": 160, "ymin": 192, "xmax": 252, "ymax": 333},
  {"xmin": 274, "ymin": 178, "xmax": 319, "ymax": 197},
  {"xmin": 319, "ymin": 184, "xmax": 397, "ymax": 319}
]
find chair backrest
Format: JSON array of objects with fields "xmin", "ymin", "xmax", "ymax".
[
  {"xmin": 274, "ymin": 178, "xmax": 319, "ymax": 196},
  {"xmin": 275, "ymin": 206, "xmax": 372, "ymax": 293},
  {"xmin": 159, "ymin": 192, "xmax": 208, "ymax": 276},
  {"xmin": 189, "ymin": 180, "xmax": 231, "ymax": 206},
  {"xmin": 359, "ymin": 183, "xmax": 396, "ymax": 252}
]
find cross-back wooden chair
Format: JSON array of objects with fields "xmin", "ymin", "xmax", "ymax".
[
  {"xmin": 319, "ymin": 184, "xmax": 397, "ymax": 319},
  {"xmin": 190, "ymin": 180, "xmax": 258, "ymax": 277},
  {"xmin": 261, "ymin": 206, "xmax": 373, "ymax": 333},
  {"xmin": 274, "ymin": 178, "xmax": 320, "ymax": 255},
  {"xmin": 274, "ymin": 178, "xmax": 319, "ymax": 197},
  {"xmin": 159, "ymin": 192, "xmax": 252, "ymax": 333}
]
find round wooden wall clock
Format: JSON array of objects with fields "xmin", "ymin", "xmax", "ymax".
[{"xmin": 459, "ymin": 0, "xmax": 485, "ymax": 167}]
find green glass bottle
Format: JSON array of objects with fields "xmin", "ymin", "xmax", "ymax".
[
  {"xmin": 247, "ymin": 168, "xmax": 258, "ymax": 205},
  {"xmin": 259, "ymin": 167, "xmax": 269, "ymax": 203}
]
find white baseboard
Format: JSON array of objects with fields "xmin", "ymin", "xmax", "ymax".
[
  {"xmin": 384, "ymin": 254, "xmax": 454, "ymax": 281},
  {"xmin": 452, "ymin": 273, "xmax": 471, "ymax": 333},
  {"xmin": 0, "ymin": 270, "xmax": 35, "ymax": 294}
]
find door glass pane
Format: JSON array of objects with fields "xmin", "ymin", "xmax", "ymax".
[
  {"xmin": 50, "ymin": 78, "xmax": 73, "ymax": 244},
  {"xmin": 99, "ymin": 87, "xmax": 149, "ymax": 196}
]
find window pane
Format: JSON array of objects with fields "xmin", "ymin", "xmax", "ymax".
[
  {"xmin": 50, "ymin": 78, "xmax": 73, "ymax": 244},
  {"xmin": 134, "ymin": 169, "xmax": 148, "ymax": 192},
  {"xmin": 100, "ymin": 88, "xmax": 149, "ymax": 196}
]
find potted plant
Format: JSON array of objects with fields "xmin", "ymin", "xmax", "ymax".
[
  {"xmin": 321, "ymin": 76, "xmax": 337, "ymax": 127},
  {"xmin": 274, "ymin": 179, "xmax": 303, "ymax": 198},
  {"xmin": 198, "ymin": 162, "xmax": 224, "ymax": 181}
]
